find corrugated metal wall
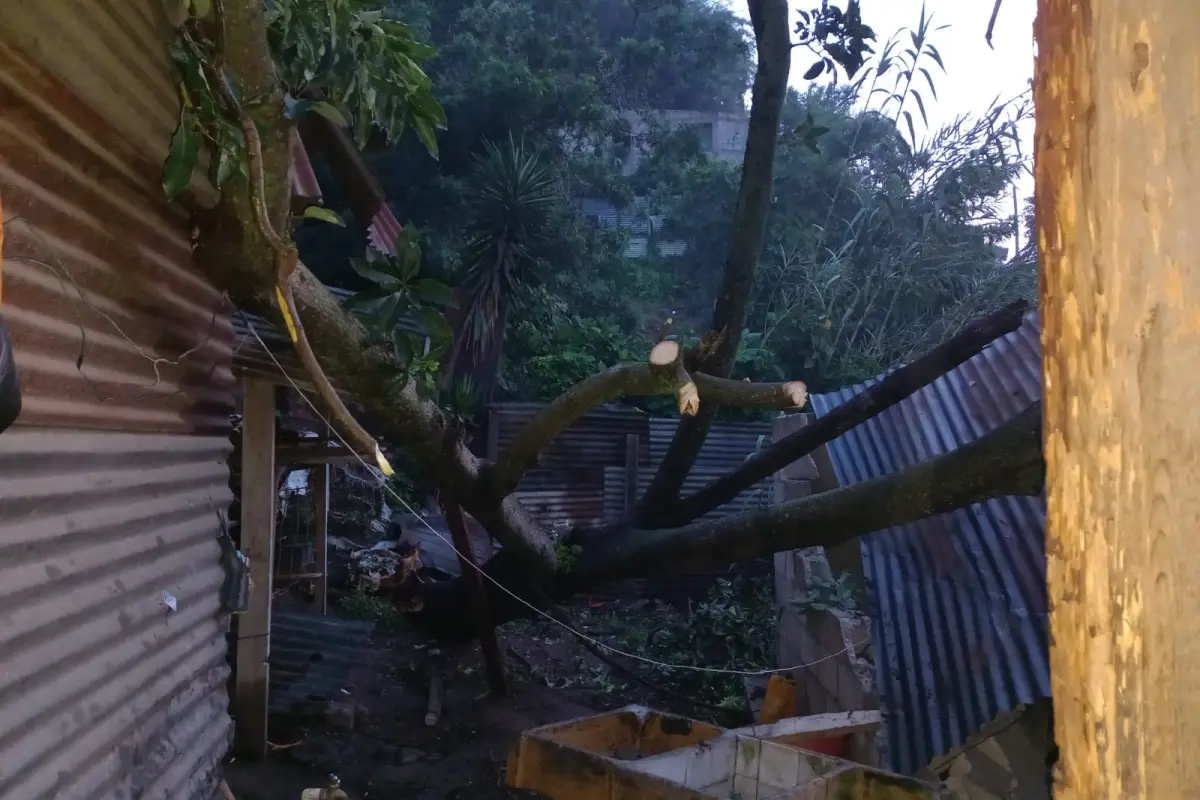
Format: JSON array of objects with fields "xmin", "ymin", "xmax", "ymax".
[
  {"xmin": 0, "ymin": 16, "xmax": 237, "ymax": 800},
  {"xmin": 488, "ymin": 403, "xmax": 649, "ymax": 529},
  {"xmin": 602, "ymin": 417, "xmax": 774, "ymax": 522},
  {"xmin": 809, "ymin": 313, "xmax": 1048, "ymax": 776}
]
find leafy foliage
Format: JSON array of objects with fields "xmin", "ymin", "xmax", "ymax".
[
  {"xmin": 456, "ymin": 136, "xmax": 562, "ymax": 356},
  {"xmin": 342, "ymin": 230, "xmax": 456, "ymax": 375},
  {"xmin": 795, "ymin": 0, "xmax": 877, "ymax": 81},
  {"xmin": 266, "ymin": 0, "xmax": 446, "ymax": 151},
  {"xmin": 164, "ymin": 0, "xmax": 444, "ymax": 198}
]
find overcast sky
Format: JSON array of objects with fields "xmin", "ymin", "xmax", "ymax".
[{"xmin": 725, "ymin": 0, "xmax": 1037, "ymax": 202}]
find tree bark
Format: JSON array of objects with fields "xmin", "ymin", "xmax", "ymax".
[
  {"xmin": 413, "ymin": 401, "xmax": 1043, "ymax": 639},
  {"xmin": 657, "ymin": 299, "xmax": 1029, "ymax": 527},
  {"xmin": 1037, "ymin": 0, "xmax": 1200, "ymax": 796},
  {"xmin": 637, "ymin": 0, "xmax": 792, "ymax": 519}
]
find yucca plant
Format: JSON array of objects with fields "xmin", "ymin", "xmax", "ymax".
[{"xmin": 456, "ymin": 135, "xmax": 561, "ymax": 358}]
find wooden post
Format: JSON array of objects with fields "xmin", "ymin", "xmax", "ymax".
[
  {"xmin": 486, "ymin": 406, "xmax": 500, "ymax": 461},
  {"xmin": 1036, "ymin": 0, "xmax": 1200, "ymax": 796},
  {"xmin": 441, "ymin": 500, "xmax": 508, "ymax": 697},
  {"xmin": 234, "ymin": 378, "xmax": 277, "ymax": 759},
  {"xmin": 623, "ymin": 433, "xmax": 639, "ymax": 519},
  {"xmin": 311, "ymin": 462, "xmax": 330, "ymax": 616}
]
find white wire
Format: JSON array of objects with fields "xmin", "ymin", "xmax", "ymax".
[{"xmin": 241, "ymin": 313, "xmax": 865, "ymax": 676}]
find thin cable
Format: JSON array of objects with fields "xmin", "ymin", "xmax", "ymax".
[{"xmin": 240, "ymin": 312, "xmax": 866, "ymax": 676}]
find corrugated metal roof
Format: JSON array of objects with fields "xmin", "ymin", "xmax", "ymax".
[
  {"xmin": 269, "ymin": 612, "xmax": 376, "ymax": 716},
  {"xmin": 367, "ymin": 203, "xmax": 403, "ymax": 256},
  {"xmin": 290, "ymin": 130, "xmax": 322, "ymax": 200},
  {"xmin": 809, "ymin": 313, "xmax": 1047, "ymax": 775},
  {"xmin": 0, "ymin": 26, "xmax": 235, "ymax": 799}
]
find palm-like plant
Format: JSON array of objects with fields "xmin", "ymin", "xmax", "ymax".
[{"xmin": 456, "ymin": 135, "xmax": 560, "ymax": 358}]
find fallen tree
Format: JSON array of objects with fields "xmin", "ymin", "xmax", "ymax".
[{"xmin": 166, "ymin": 0, "xmax": 1041, "ymax": 640}]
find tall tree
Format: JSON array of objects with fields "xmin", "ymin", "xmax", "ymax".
[{"xmin": 164, "ymin": 0, "xmax": 1043, "ymax": 635}]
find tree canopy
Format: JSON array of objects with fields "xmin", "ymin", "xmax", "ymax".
[{"xmin": 162, "ymin": 0, "xmax": 1042, "ymax": 636}]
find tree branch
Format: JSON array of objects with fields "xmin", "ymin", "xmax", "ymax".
[
  {"xmin": 579, "ymin": 400, "xmax": 1043, "ymax": 583},
  {"xmin": 656, "ymin": 299, "xmax": 1030, "ymax": 528},
  {"xmin": 487, "ymin": 340, "xmax": 806, "ymax": 499},
  {"xmin": 638, "ymin": 0, "xmax": 793, "ymax": 517},
  {"xmin": 186, "ymin": 0, "xmax": 566, "ymax": 576},
  {"xmin": 412, "ymin": 401, "xmax": 1044, "ymax": 638}
]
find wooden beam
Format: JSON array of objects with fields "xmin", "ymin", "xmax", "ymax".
[
  {"xmin": 312, "ymin": 461, "xmax": 330, "ymax": 615},
  {"xmin": 276, "ymin": 442, "xmax": 361, "ymax": 465},
  {"xmin": 234, "ymin": 378, "xmax": 277, "ymax": 759},
  {"xmin": 1037, "ymin": 0, "xmax": 1200, "ymax": 796}
]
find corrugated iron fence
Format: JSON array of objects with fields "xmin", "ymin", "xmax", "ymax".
[
  {"xmin": 0, "ymin": 9, "xmax": 236, "ymax": 798},
  {"xmin": 488, "ymin": 403, "xmax": 772, "ymax": 603}
]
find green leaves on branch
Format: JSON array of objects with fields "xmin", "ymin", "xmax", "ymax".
[
  {"xmin": 162, "ymin": 114, "xmax": 200, "ymax": 200},
  {"xmin": 795, "ymin": 0, "xmax": 876, "ymax": 82},
  {"xmin": 161, "ymin": 0, "xmax": 446, "ymax": 205},
  {"xmin": 266, "ymin": 0, "xmax": 446, "ymax": 154},
  {"xmin": 162, "ymin": 23, "xmax": 251, "ymax": 199},
  {"xmin": 342, "ymin": 232, "xmax": 456, "ymax": 376}
]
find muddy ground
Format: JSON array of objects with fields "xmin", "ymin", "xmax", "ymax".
[{"xmin": 222, "ymin": 600, "xmax": 696, "ymax": 800}]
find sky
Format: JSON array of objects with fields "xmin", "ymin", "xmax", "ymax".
[{"xmin": 724, "ymin": 0, "xmax": 1037, "ymax": 203}]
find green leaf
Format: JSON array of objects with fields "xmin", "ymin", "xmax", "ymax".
[
  {"xmin": 311, "ymin": 100, "xmax": 350, "ymax": 128},
  {"xmin": 418, "ymin": 306, "xmax": 453, "ymax": 343},
  {"xmin": 214, "ymin": 142, "xmax": 236, "ymax": 189},
  {"xmin": 391, "ymin": 328, "xmax": 414, "ymax": 367},
  {"xmin": 349, "ymin": 257, "xmax": 400, "ymax": 286},
  {"xmin": 413, "ymin": 278, "xmax": 458, "ymax": 308},
  {"xmin": 302, "ymin": 206, "xmax": 346, "ymax": 226},
  {"xmin": 162, "ymin": 116, "xmax": 200, "ymax": 201},
  {"xmin": 342, "ymin": 286, "xmax": 396, "ymax": 311},
  {"xmin": 408, "ymin": 90, "xmax": 447, "ymax": 126},
  {"xmin": 412, "ymin": 116, "xmax": 439, "ymax": 160}
]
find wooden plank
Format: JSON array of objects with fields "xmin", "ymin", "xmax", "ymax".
[
  {"xmin": 312, "ymin": 461, "xmax": 330, "ymax": 615},
  {"xmin": 276, "ymin": 443, "xmax": 360, "ymax": 464},
  {"xmin": 1037, "ymin": 0, "xmax": 1200, "ymax": 795},
  {"xmin": 730, "ymin": 709, "xmax": 882, "ymax": 740},
  {"xmin": 234, "ymin": 378, "xmax": 277, "ymax": 759}
]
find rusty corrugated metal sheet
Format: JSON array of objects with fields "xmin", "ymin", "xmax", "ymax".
[
  {"xmin": 0, "ymin": 1, "xmax": 217, "ymax": 206},
  {"xmin": 489, "ymin": 403, "xmax": 650, "ymax": 529},
  {"xmin": 491, "ymin": 403, "xmax": 650, "ymax": 469},
  {"xmin": 290, "ymin": 130, "xmax": 322, "ymax": 200},
  {"xmin": 809, "ymin": 313, "xmax": 1047, "ymax": 775},
  {"xmin": 367, "ymin": 204, "xmax": 403, "ymax": 256},
  {"xmin": 0, "ymin": 27, "xmax": 236, "ymax": 800},
  {"xmin": 602, "ymin": 417, "xmax": 774, "ymax": 522}
]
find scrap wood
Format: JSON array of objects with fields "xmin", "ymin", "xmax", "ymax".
[{"xmin": 425, "ymin": 668, "xmax": 443, "ymax": 726}]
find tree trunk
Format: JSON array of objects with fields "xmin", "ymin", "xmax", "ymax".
[
  {"xmin": 638, "ymin": 0, "xmax": 792, "ymax": 518},
  {"xmin": 1037, "ymin": 0, "xmax": 1200, "ymax": 796}
]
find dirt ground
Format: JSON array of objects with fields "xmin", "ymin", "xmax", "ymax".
[{"xmin": 222, "ymin": 610, "xmax": 644, "ymax": 800}]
